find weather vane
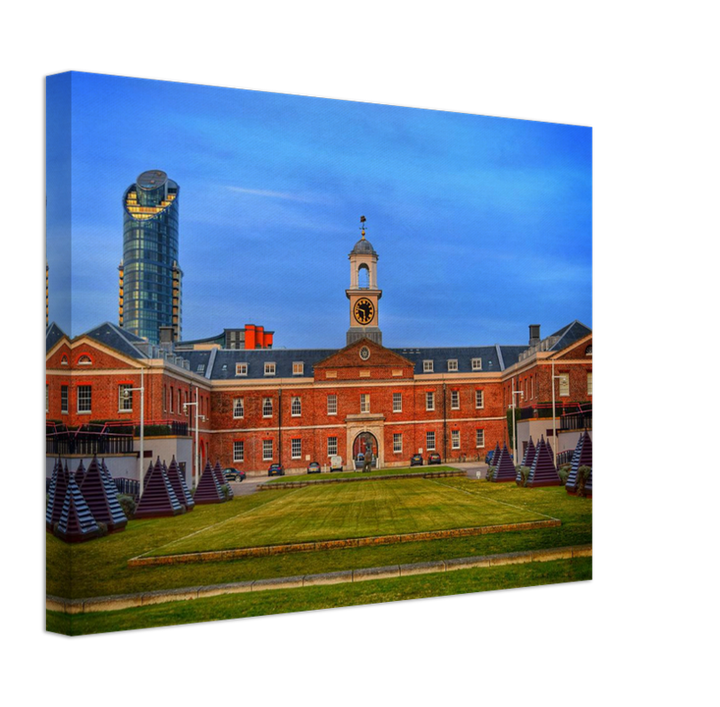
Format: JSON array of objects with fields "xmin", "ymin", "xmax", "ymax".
[{"xmin": 360, "ymin": 215, "xmax": 366, "ymax": 239}]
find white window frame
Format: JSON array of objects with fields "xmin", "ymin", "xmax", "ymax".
[
  {"xmin": 233, "ymin": 398, "xmax": 244, "ymax": 419},
  {"xmin": 587, "ymin": 372, "xmax": 593, "ymax": 396},
  {"xmin": 476, "ymin": 429, "xmax": 485, "ymax": 448},
  {"xmin": 393, "ymin": 392, "xmax": 402, "ymax": 413},
  {"xmin": 471, "ymin": 358, "xmax": 482, "ymax": 371},
  {"xmin": 558, "ymin": 373, "xmax": 570, "ymax": 397},
  {"xmin": 292, "ymin": 362, "xmax": 304, "ymax": 376},
  {"xmin": 451, "ymin": 430, "xmax": 460, "ymax": 450},
  {"xmin": 360, "ymin": 393, "xmax": 370, "ymax": 414},
  {"xmin": 291, "ymin": 438, "xmax": 302, "ymax": 459},
  {"xmin": 118, "ymin": 384, "xmax": 133, "ymax": 412},
  {"xmin": 233, "ymin": 441, "xmax": 244, "ymax": 463},
  {"xmin": 426, "ymin": 431, "xmax": 436, "ymax": 451},
  {"xmin": 77, "ymin": 385, "xmax": 92, "ymax": 414},
  {"xmin": 393, "ymin": 433, "xmax": 402, "ymax": 454},
  {"xmin": 235, "ymin": 363, "xmax": 248, "ymax": 377},
  {"xmin": 262, "ymin": 397, "xmax": 273, "ymax": 418},
  {"xmin": 426, "ymin": 392, "xmax": 435, "ymax": 411},
  {"xmin": 61, "ymin": 385, "xmax": 68, "ymax": 415},
  {"xmin": 264, "ymin": 362, "xmax": 276, "ymax": 377},
  {"xmin": 327, "ymin": 394, "xmax": 337, "ymax": 416},
  {"xmin": 423, "ymin": 360, "xmax": 434, "ymax": 373},
  {"xmin": 447, "ymin": 359, "xmax": 458, "ymax": 372},
  {"xmin": 262, "ymin": 440, "xmax": 273, "ymax": 461},
  {"xmin": 291, "ymin": 396, "xmax": 302, "ymax": 417},
  {"xmin": 475, "ymin": 389, "xmax": 484, "ymax": 409},
  {"xmin": 451, "ymin": 390, "xmax": 460, "ymax": 410},
  {"xmin": 327, "ymin": 436, "xmax": 338, "ymax": 456}
]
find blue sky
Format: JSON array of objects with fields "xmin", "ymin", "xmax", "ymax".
[{"xmin": 46, "ymin": 71, "xmax": 591, "ymax": 349}]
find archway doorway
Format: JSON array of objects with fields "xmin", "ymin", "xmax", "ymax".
[{"xmin": 352, "ymin": 431, "xmax": 378, "ymax": 470}]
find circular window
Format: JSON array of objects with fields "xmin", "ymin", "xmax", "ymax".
[{"xmin": 359, "ymin": 346, "xmax": 371, "ymax": 361}]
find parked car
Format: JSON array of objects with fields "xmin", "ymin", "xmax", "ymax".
[
  {"xmin": 307, "ymin": 461, "xmax": 321, "ymax": 474},
  {"xmin": 410, "ymin": 454, "xmax": 423, "ymax": 467},
  {"xmin": 268, "ymin": 463, "xmax": 285, "ymax": 477},
  {"xmin": 330, "ymin": 455, "xmax": 343, "ymax": 472},
  {"xmin": 427, "ymin": 452, "xmax": 441, "ymax": 465},
  {"xmin": 223, "ymin": 467, "xmax": 246, "ymax": 482}
]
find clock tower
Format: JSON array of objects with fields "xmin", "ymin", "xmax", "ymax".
[{"xmin": 346, "ymin": 216, "xmax": 383, "ymax": 346}]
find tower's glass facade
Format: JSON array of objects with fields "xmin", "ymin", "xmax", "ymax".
[{"xmin": 121, "ymin": 170, "xmax": 182, "ymax": 344}]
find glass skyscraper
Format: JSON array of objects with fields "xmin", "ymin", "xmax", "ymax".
[{"xmin": 119, "ymin": 170, "xmax": 182, "ymax": 344}]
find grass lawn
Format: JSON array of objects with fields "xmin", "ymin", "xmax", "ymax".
[
  {"xmin": 46, "ymin": 478, "xmax": 593, "ymax": 634},
  {"xmin": 146, "ymin": 478, "xmax": 553, "ymax": 556}
]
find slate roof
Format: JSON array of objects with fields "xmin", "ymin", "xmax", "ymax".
[
  {"xmin": 547, "ymin": 320, "xmax": 592, "ymax": 352},
  {"xmin": 177, "ymin": 323, "xmax": 589, "ymax": 381},
  {"xmin": 178, "ymin": 343, "xmax": 535, "ymax": 380},
  {"xmin": 55, "ymin": 319, "xmax": 589, "ymax": 380},
  {"xmin": 48, "ymin": 321, "xmax": 164, "ymax": 361},
  {"xmin": 390, "ymin": 346, "xmax": 528, "ymax": 375},
  {"xmin": 79, "ymin": 322, "xmax": 150, "ymax": 360},
  {"xmin": 46, "ymin": 322, "xmax": 67, "ymax": 353},
  {"xmin": 182, "ymin": 348, "xmax": 338, "ymax": 381}
]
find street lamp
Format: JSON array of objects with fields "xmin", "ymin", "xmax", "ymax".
[
  {"xmin": 183, "ymin": 388, "xmax": 205, "ymax": 489},
  {"xmin": 551, "ymin": 360, "xmax": 564, "ymax": 461},
  {"xmin": 511, "ymin": 387, "xmax": 524, "ymax": 465},
  {"xmin": 123, "ymin": 369, "xmax": 145, "ymax": 498}
]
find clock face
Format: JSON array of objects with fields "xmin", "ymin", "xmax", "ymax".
[{"xmin": 353, "ymin": 297, "xmax": 375, "ymax": 325}]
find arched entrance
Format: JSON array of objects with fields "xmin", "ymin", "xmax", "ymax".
[{"xmin": 352, "ymin": 431, "xmax": 378, "ymax": 470}]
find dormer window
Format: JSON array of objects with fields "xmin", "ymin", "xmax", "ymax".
[
  {"xmin": 447, "ymin": 359, "xmax": 458, "ymax": 372},
  {"xmin": 471, "ymin": 358, "xmax": 482, "ymax": 371},
  {"xmin": 423, "ymin": 360, "xmax": 434, "ymax": 373},
  {"xmin": 264, "ymin": 362, "xmax": 276, "ymax": 376},
  {"xmin": 235, "ymin": 363, "xmax": 248, "ymax": 376},
  {"xmin": 292, "ymin": 362, "xmax": 304, "ymax": 376}
]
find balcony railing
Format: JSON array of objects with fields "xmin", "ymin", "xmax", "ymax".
[
  {"xmin": 517, "ymin": 402, "xmax": 592, "ymax": 429},
  {"xmin": 46, "ymin": 424, "xmax": 134, "ymax": 456},
  {"xmin": 46, "ymin": 419, "xmax": 190, "ymax": 456}
]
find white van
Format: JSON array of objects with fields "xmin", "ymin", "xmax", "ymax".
[{"xmin": 330, "ymin": 455, "xmax": 343, "ymax": 472}]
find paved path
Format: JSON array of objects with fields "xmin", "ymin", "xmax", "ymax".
[
  {"xmin": 47, "ymin": 544, "xmax": 592, "ymax": 615},
  {"xmin": 230, "ymin": 463, "xmax": 489, "ymax": 496}
]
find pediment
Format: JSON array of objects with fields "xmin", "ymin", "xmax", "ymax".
[
  {"xmin": 50, "ymin": 336, "xmax": 145, "ymax": 371},
  {"xmin": 314, "ymin": 338, "xmax": 414, "ymax": 380}
]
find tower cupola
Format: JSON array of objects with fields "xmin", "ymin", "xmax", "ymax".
[{"xmin": 346, "ymin": 216, "xmax": 383, "ymax": 346}]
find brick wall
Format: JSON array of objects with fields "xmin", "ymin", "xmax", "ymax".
[{"xmin": 206, "ymin": 376, "xmax": 510, "ymax": 473}]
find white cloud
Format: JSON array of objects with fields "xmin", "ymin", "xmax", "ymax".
[{"xmin": 226, "ymin": 186, "xmax": 315, "ymax": 203}]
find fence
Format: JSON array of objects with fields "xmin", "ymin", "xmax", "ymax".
[
  {"xmin": 46, "ymin": 429, "xmax": 134, "ymax": 456},
  {"xmin": 45, "ymin": 419, "xmax": 189, "ymax": 456}
]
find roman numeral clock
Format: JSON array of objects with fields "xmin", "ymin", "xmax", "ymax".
[{"xmin": 346, "ymin": 216, "xmax": 383, "ymax": 346}]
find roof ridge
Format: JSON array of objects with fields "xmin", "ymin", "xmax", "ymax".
[
  {"xmin": 205, "ymin": 348, "xmax": 217, "ymax": 379},
  {"xmin": 495, "ymin": 344, "xmax": 506, "ymax": 370}
]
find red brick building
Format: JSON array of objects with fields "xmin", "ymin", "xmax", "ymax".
[{"xmin": 46, "ymin": 234, "xmax": 591, "ymax": 481}]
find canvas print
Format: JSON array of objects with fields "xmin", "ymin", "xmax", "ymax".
[{"xmin": 45, "ymin": 72, "xmax": 592, "ymax": 636}]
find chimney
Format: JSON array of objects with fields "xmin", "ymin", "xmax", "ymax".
[
  {"xmin": 159, "ymin": 326, "xmax": 175, "ymax": 353},
  {"xmin": 529, "ymin": 324, "xmax": 541, "ymax": 346}
]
